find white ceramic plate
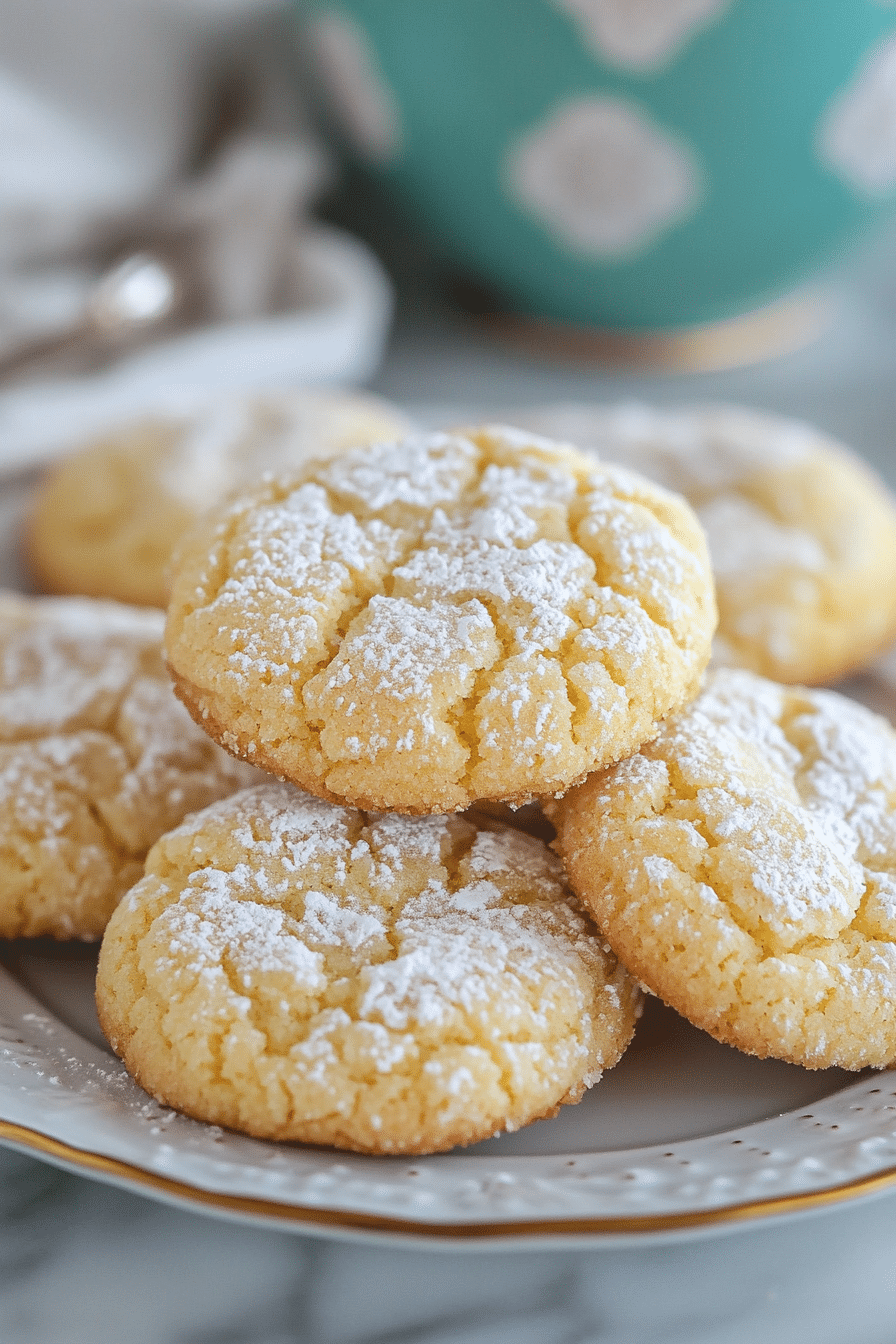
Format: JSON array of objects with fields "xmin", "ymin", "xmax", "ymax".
[
  {"xmin": 5, "ymin": 936, "xmax": 896, "ymax": 1248},
  {"xmin": 2, "ymin": 471, "xmax": 896, "ymax": 1249}
]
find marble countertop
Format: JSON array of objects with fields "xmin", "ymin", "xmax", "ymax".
[
  {"xmin": 4, "ymin": 217, "xmax": 896, "ymax": 1344},
  {"xmin": 4, "ymin": 1143, "xmax": 896, "ymax": 1344}
]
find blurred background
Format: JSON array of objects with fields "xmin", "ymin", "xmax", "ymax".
[{"xmin": 2, "ymin": 0, "xmax": 896, "ymax": 439}]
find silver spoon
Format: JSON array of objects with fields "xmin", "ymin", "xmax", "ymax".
[{"xmin": 0, "ymin": 251, "xmax": 184, "ymax": 382}]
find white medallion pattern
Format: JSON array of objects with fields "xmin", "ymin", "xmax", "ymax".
[
  {"xmin": 817, "ymin": 32, "xmax": 896, "ymax": 195},
  {"xmin": 551, "ymin": 0, "xmax": 730, "ymax": 71},
  {"xmin": 305, "ymin": 11, "xmax": 402, "ymax": 163},
  {"xmin": 506, "ymin": 97, "xmax": 701, "ymax": 259}
]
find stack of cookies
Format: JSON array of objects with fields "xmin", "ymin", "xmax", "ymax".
[
  {"xmin": 0, "ymin": 388, "xmax": 411, "ymax": 942},
  {"xmin": 99, "ymin": 422, "xmax": 707, "ymax": 1154},
  {"xmin": 29, "ymin": 387, "xmax": 413, "ymax": 609},
  {"xmin": 512, "ymin": 402, "xmax": 896, "ymax": 685},
  {"xmin": 13, "ymin": 401, "xmax": 896, "ymax": 1157}
]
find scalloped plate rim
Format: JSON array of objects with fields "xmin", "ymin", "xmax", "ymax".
[{"xmin": 3, "ymin": 958, "xmax": 896, "ymax": 1247}]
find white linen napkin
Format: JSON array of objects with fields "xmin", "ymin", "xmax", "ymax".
[{"xmin": 0, "ymin": 0, "xmax": 395, "ymax": 468}]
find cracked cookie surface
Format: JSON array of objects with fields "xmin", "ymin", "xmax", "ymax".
[
  {"xmin": 0, "ymin": 592, "xmax": 258, "ymax": 939},
  {"xmin": 511, "ymin": 403, "xmax": 896, "ymax": 684},
  {"xmin": 29, "ymin": 389, "xmax": 411, "ymax": 609},
  {"xmin": 552, "ymin": 667, "xmax": 896, "ymax": 1069},
  {"xmin": 96, "ymin": 781, "xmax": 640, "ymax": 1153},
  {"xmin": 165, "ymin": 427, "xmax": 716, "ymax": 813}
]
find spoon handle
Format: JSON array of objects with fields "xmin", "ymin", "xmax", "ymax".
[
  {"xmin": 0, "ymin": 252, "xmax": 183, "ymax": 384},
  {"xmin": 0, "ymin": 323, "xmax": 96, "ymax": 384}
]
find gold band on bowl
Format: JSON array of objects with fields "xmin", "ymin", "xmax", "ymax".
[
  {"xmin": 3, "ymin": 1117, "xmax": 896, "ymax": 1242},
  {"xmin": 474, "ymin": 291, "xmax": 831, "ymax": 373}
]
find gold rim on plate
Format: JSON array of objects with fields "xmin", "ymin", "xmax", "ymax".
[{"xmin": 4, "ymin": 1117, "xmax": 896, "ymax": 1241}]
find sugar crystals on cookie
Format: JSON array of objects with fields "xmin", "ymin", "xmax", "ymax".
[
  {"xmin": 0, "ymin": 592, "xmax": 258, "ymax": 939},
  {"xmin": 512, "ymin": 403, "xmax": 896, "ymax": 685},
  {"xmin": 552, "ymin": 667, "xmax": 896, "ymax": 1070},
  {"xmin": 29, "ymin": 388, "xmax": 412, "ymax": 609},
  {"xmin": 165, "ymin": 426, "xmax": 717, "ymax": 813},
  {"xmin": 96, "ymin": 782, "xmax": 641, "ymax": 1154}
]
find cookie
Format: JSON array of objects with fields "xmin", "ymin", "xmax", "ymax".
[
  {"xmin": 551, "ymin": 667, "xmax": 896, "ymax": 1070},
  {"xmin": 29, "ymin": 388, "xmax": 412, "ymax": 609},
  {"xmin": 0, "ymin": 592, "xmax": 258, "ymax": 940},
  {"xmin": 96, "ymin": 782, "xmax": 640, "ymax": 1154},
  {"xmin": 510, "ymin": 403, "xmax": 896, "ymax": 684},
  {"xmin": 166, "ymin": 426, "xmax": 716, "ymax": 814}
]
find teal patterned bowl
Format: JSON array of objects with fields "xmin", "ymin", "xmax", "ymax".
[{"xmin": 298, "ymin": 1, "xmax": 896, "ymax": 332}]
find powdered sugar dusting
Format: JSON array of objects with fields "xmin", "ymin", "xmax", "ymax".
[
  {"xmin": 0, "ymin": 595, "xmax": 163, "ymax": 737},
  {"xmin": 320, "ymin": 594, "xmax": 496, "ymax": 705},
  {"xmin": 161, "ymin": 875, "xmax": 326, "ymax": 992},
  {"xmin": 507, "ymin": 402, "xmax": 896, "ymax": 683},
  {"xmin": 159, "ymin": 401, "xmax": 257, "ymax": 507},
  {"xmin": 510, "ymin": 402, "xmax": 816, "ymax": 494},
  {"xmin": 156, "ymin": 390, "xmax": 411, "ymax": 508},
  {"xmin": 0, "ymin": 592, "xmax": 258, "ymax": 940},
  {"xmin": 395, "ymin": 537, "xmax": 594, "ymax": 654},
  {"xmin": 300, "ymin": 889, "xmax": 387, "ymax": 950},
  {"xmin": 557, "ymin": 662, "xmax": 896, "ymax": 1069},
  {"xmin": 105, "ymin": 782, "xmax": 640, "ymax": 1150},
  {"xmin": 169, "ymin": 426, "xmax": 714, "ymax": 811},
  {"xmin": 699, "ymin": 496, "xmax": 827, "ymax": 580},
  {"xmin": 315, "ymin": 433, "xmax": 478, "ymax": 512},
  {"xmin": 145, "ymin": 780, "xmax": 625, "ymax": 1045},
  {"xmin": 646, "ymin": 668, "xmax": 896, "ymax": 946}
]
